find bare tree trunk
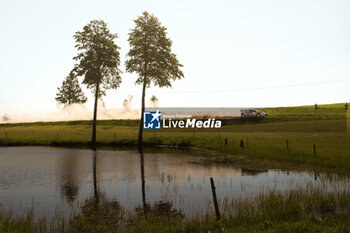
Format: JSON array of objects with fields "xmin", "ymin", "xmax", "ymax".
[
  {"xmin": 138, "ymin": 77, "xmax": 147, "ymax": 151},
  {"xmin": 91, "ymin": 82, "xmax": 100, "ymax": 148}
]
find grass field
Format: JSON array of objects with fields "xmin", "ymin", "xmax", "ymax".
[{"xmin": 0, "ymin": 103, "xmax": 349, "ymax": 173}]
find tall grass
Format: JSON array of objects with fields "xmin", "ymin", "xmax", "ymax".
[{"xmin": 1, "ymin": 188, "xmax": 350, "ymax": 232}]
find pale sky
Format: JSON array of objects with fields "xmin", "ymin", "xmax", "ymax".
[{"xmin": 0, "ymin": 0, "xmax": 349, "ymax": 117}]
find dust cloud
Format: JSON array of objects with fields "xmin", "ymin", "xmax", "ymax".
[{"xmin": 0, "ymin": 100, "xmax": 140, "ymax": 124}]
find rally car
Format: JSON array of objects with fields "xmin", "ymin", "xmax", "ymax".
[{"xmin": 240, "ymin": 109, "xmax": 268, "ymax": 118}]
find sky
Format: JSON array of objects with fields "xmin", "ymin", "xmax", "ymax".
[{"xmin": 0, "ymin": 0, "xmax": 349, "ymax": 119}]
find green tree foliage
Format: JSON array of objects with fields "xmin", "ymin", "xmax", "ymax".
[
  {"xmin": 126, "ymin": 12, "xmax": 184, "ymax": 149},
  {"xmin": 150, "ymin": 95, "xmax": 158, "ymax": 103},
  {"xmin": 55, "ymin": 71, "xmax": 87, "ymax": 105},
  {"xmin": 72, "ymin": 20, "xmax": 122, "ymax": 147},
  {"xmin": 149, "ymin": 95, "xmax": 159, "ymax": 107}
]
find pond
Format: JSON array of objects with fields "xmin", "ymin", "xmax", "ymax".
[{"xmin": 0, "ymin": 147, "xmax": 349, "ymax": 217}]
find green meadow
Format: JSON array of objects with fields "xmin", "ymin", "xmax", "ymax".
[{"xmin": 0, "ymin": 103, "xmax": 349, "ymax": 173}]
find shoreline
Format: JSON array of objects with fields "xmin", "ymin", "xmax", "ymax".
[{"xmin": 1, "ymin": 136, "xmax": 350, "ymax": 176}]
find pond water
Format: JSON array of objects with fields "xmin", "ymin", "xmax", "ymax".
[{"xmin": 0, "ymin": 147, "xmax": 349, "ymax": 217}]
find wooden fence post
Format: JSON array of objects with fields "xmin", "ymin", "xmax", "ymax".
[{"xmin": 210, "ymin": 177, "xmax": 221, "ymax": 219}]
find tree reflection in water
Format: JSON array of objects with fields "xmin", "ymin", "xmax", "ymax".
[
  {"xmin": 137, "ymin": 149, "xmax": 183, "ymax": 218},
  {"xmin": 60, "ymin": 150, "xmax": 80, "ymax": 206},
  {"xmin": 61, "ymin": 181, "xmax": 78, "ymax": 206},
  {"xmin": 92, "ymin": 150, "xmax": 99, "ymax": 203},
  {"xmin": 65, "ymin": 149, "xmax": 182, "ymax": 232},
  {"xmin": 68, "ymin": 149, "xmax": 122, "ymax": 232},
  {"xmin": 139, "ymin": 149, "xmax": 147, "ymax": 214}
]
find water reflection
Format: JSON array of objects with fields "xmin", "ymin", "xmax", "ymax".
[
  {"xmin": 67, "ymin": 149, "xmax": 124, "ymax": 228},
  {"xmin": 61, "ymin": 181, "xmax": 78, "ymax": 206},
  {"xmin": 0, "ymin": 147, "xmax": 349, "ymax": 218},
  {"xmin": 138, "ymin": 149, "xmax": 181, "ymax": 216},
  {"xmin": 139, "ymin": 149, "xmax": 147, "ymax": 214},
  {"xmin": 60, "ymin": 150, "xmax": 81, "ymax": 206},
  {"xmin": 92, "ymin": 150, "xmax": 99, "ymax": 202},
  {"xmin": 241, "ymin": 169, "xmax": 268, "ymax": 176}
]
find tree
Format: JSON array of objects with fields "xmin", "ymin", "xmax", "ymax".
[
  {"xmin": 73, "ymin": 20, "xmax": 122, "ymax": 148},
  {"xmin": 149, "ymin": 95, "xmax": 158, "ymax": 107},
  {"xmin": 55, "ymin": 71, "xmax": 87, "ymax": 105},
  {"xmin": 126, "ymin": 12, "xmax": 184, "ymax": 150}
]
